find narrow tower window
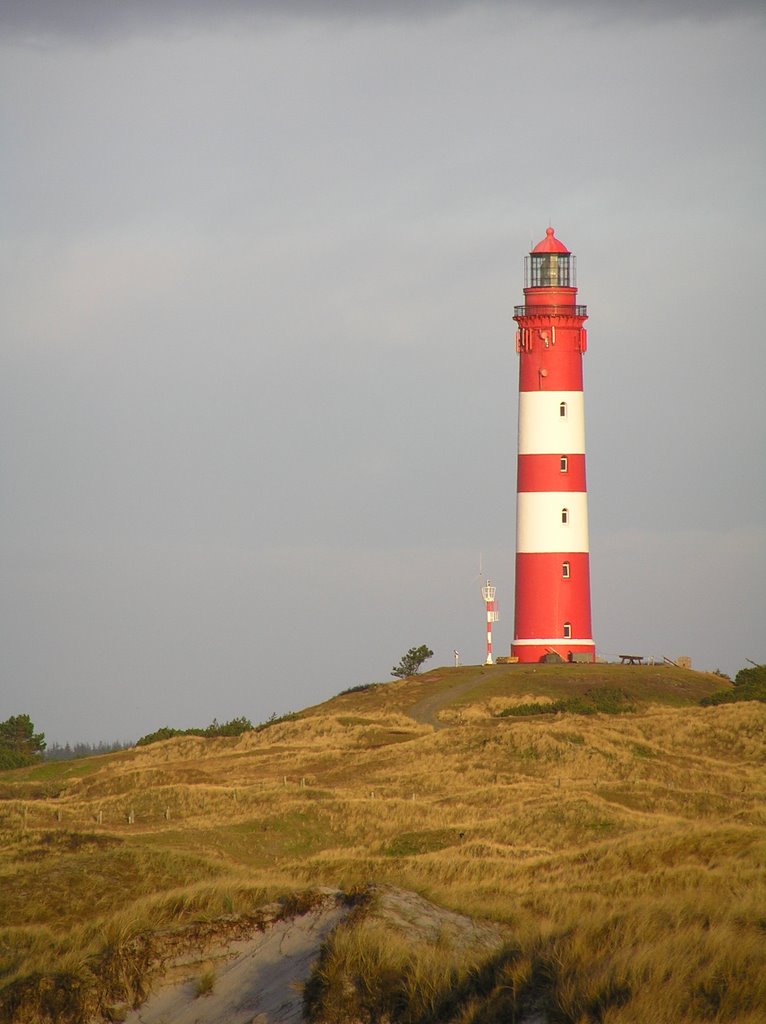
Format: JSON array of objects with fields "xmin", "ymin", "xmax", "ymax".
[
  {"xmin": 560, "ymin": 455, "xmax": 568, "ymax": 472},
  {"xmin": 562, "ymin": 561, "xmax": 571, "ymax": 579},
  {"xmin": 561, "ymin": 508, "xmax": 569, "ymax": 524},
  {"xmin": 559, "ymin": 401, "xmax": 567, "ymax": 418},
  {"xmin": 563, "ymin": 622, "xmax": 572, "ymax": 640}
]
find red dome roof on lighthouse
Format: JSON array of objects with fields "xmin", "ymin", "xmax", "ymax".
[{"xmin": 531, "ymin": 226, "xmax": 570, "ymax": 255}]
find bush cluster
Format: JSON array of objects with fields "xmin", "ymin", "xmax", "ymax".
[
  {"xmin": 498, "ymin": 687, "xmax": 635, "ymax": 718},
  {"xmin": 136, "ymin": 716, "xmax": 254, "ymax": 747},
  {"xmin": 338, "ymin": 683, "xmax": 383, "ymax": 696},
  {"xmin": 700, "ymin": 664, "xmax": 766, "ymax": 706}
]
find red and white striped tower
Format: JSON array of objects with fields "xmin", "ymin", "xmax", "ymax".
[
  {"xmin": 511, "ymin": 228, "xmax": 595, "ymax": 663},
  {"xmin": 481, "ymin": 579, "xmax": 498, "ymax": 665}
]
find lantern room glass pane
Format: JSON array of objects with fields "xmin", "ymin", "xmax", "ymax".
[{"xmin": 525, "ymin": 254, "xmax": 576, "ymax": 288}]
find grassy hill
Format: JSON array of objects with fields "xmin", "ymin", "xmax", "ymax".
[{"xmin": 1, "ymin": 664, "xmax": 764, "ymax": 1022}]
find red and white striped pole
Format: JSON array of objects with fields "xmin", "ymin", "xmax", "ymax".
[
  {"xmin": 481, "ymin": 579, "xmax": 498, "ymax": 665},
  {"xmin": 511, "ymin": 228, "xmax": 595, "ymax": 663}
]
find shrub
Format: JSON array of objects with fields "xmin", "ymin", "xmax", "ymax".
[
  {"xmin": 0, "ymin": 749, "xmax": 36, "ymax": 770},
  {"xmin": 700, "ymin": 664, "xmax": 766, "ymax": 706},
  {"xmin": 498, "ymin": 688, "xmax": 635, "ymax": 718},
  {"xmin": 135, "ymin": 726, "xmax": 185, "ymax": 746},
  {"xmin": 0, "ymin": 714, "xmax": 45, "ymax": 769},
  {"xmin": 255, "ymin": 712, "xmax": 299, "ymax": 733},
  {"xmin": 136, "ymin": 716, "xmax": 254, "ymax": 746},
  {"xmin": 338, "ymin": 683, "xmax": 384, "ymax": 696},
  {"xmin": 391, "ymin": 646, "xmax": 433, "ymax": 679},
  {"xmin": 195, "ymin": 969, "xmax": 215, "ymax": 997}
]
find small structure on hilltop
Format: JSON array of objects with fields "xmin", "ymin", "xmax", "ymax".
[
  {"xmin": 511, "ymin": 228, "xmax": 596, "ymax": 664},
  {"xmin": 481, "ymin": 579, "xmax": 499, "ymax": 665}
]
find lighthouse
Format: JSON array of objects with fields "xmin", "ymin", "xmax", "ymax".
[{"xmin": 511, "ymin": 228, "xmax": 595, "ymax": 663}]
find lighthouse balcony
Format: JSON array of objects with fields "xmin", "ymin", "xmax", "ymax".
[{"xmin": 514, "ymin": 304, "xmax": 588, "ymax": 318}]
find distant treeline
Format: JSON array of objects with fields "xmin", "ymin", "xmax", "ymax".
[
  {"xmin": 2, "ymin": 713, "xmax": 296, "ymax": 765},
  {"xmin": 45, "ymin": 740, "xmax": 133, "ymax": 762}
]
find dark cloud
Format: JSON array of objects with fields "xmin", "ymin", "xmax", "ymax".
[{"xmin": 1, "ymin": 0, "xmax": 762, "ymax": 43}]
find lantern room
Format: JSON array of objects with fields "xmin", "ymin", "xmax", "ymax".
[{"xmin": 525, "ymin": 226, "xmax": 576, "ymax": 288}]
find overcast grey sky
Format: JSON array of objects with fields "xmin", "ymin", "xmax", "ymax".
[{"xmin": 2, "ymin": 1, "xmax": 764, "ymax": 744}]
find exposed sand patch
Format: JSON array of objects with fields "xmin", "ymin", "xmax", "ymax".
[
  {"xmin": 122, "ymin": 886, "xmax": 548, "ymax": 1024},
  {"xmin": 370, "ymin": 884, "xmax": 506, "ymax": 949},
  {"xmin": 124, "ymin": 895, "xmax": 348, "ymax": 1024}
]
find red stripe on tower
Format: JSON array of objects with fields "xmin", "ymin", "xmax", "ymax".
[{"xmin": 511, "ymin": 228, "xmax": 595, "ymax": 663}]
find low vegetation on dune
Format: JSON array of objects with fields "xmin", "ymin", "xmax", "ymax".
[{"xmin": 1, "ymin": 663, "xmax": 764, "ymax": 1023}]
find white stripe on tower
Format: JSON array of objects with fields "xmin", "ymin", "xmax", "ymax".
[
  {"xmin": 516, "ymin": 492, "xmax": 589, "ymax": 553},
  {"xmin": 518, "ymin": 392, "xmax": 585, "ymax": 454}
]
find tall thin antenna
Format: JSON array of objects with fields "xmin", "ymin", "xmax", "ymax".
[{"xmin": 471, "ymin": 552, "xmax": 484, "ymax": 587}]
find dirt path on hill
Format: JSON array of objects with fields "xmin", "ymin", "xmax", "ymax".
[{"xmin": 405, "ymin": 677, "xmax": 486, "ymax": 729}]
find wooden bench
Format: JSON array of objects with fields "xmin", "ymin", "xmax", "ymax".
[{"xmin": 619, "ymin": 654, "xmax": 644, "ymax": 665}]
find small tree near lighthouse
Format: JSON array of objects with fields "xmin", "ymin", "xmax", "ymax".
[{"xmin": 391, "ymin": 645, "xmax": 434, "ymax": 678}]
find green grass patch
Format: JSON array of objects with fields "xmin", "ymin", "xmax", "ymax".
[
  {"xmin": 383, "ymin": 828, "xmax": 465, "ymax": 858},
  {"xmin": 0, "ymin": 844, "xmax": 224, "ymax": 932},
  {"xmin": 0, "ymin": 752, "xmax": 132, "ymax": 788},
  {"xmin": 556, "ymin": 731, "xmax": 586, "ymax": 745},
  {"xmin": 631, "ymin": 743, "xmax": 657, "ymax": 759},
  {"xmin": 135, "ymin": 808, "xmax": 343, "ymax": 869},
  {"xmin": 416, "ymin": 663, "xmax": 728, "ymax": 711}
]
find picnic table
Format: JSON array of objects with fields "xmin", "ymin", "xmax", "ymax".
[{"xmin": 619, "ymin": 654, "xmax": 644, "ymax": 665}]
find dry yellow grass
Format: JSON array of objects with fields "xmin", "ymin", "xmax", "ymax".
[{"xmin": 0, "ymin": 664, "xmax": 763, "ymax": 1022}]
